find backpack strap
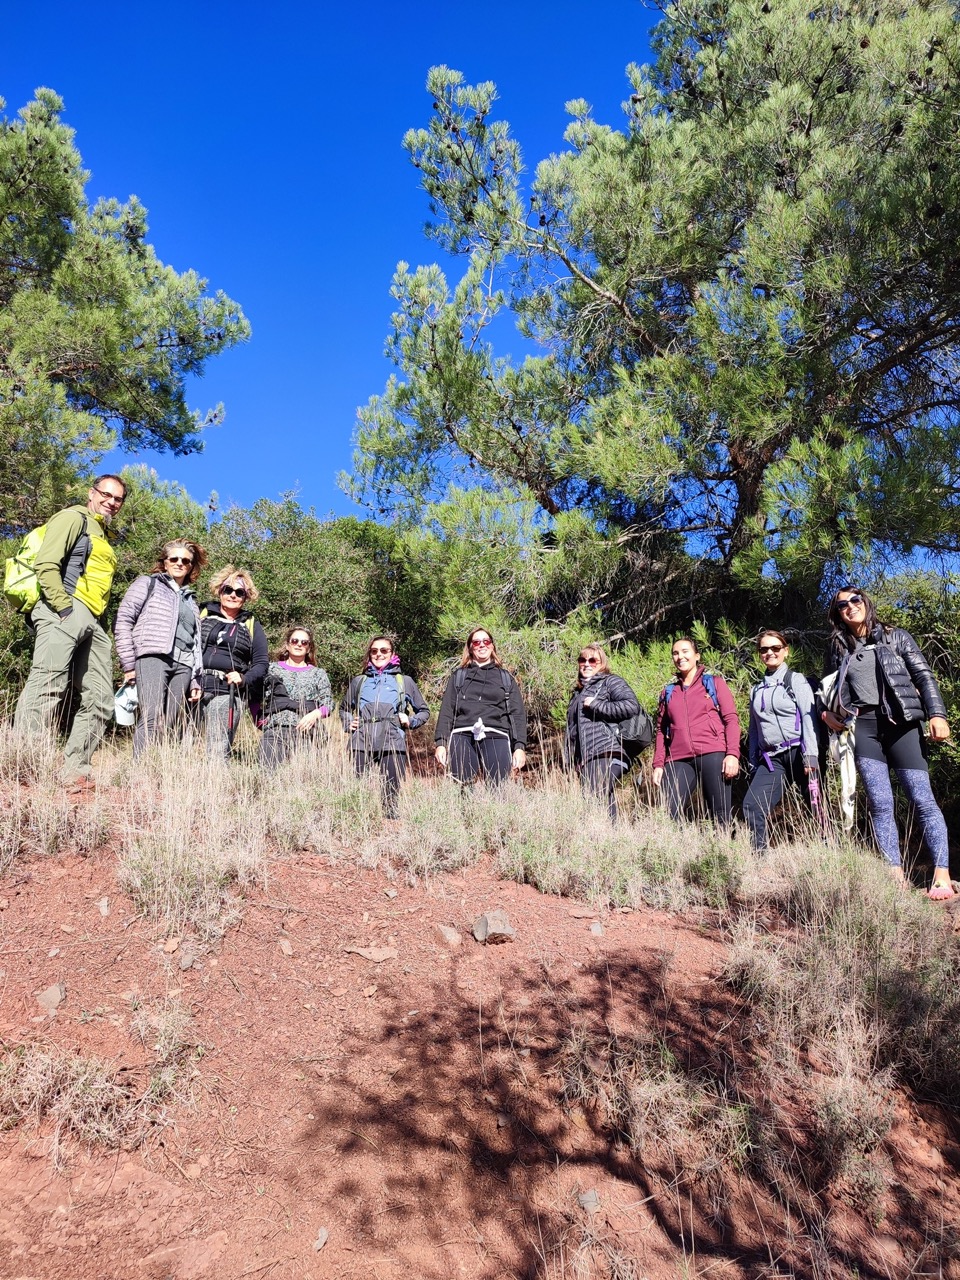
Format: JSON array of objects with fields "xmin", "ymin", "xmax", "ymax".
[
  {"xmin": 61, "ymin": 511, "xmax": 95, "ymax": 597},
  {"xmin": 454, "ymin": 665, "xmax": 518, "ymax": 745},
  {"xmin": 357, "ymin": 672, "xmax": 408, "ymax": 715},
  {"xmin": 701, "ymin": 671, "xmax": 722, "ymax": 715},
  {"xmin": 395, "ymin": 672, "xmax": 411, "ymax": 715}
]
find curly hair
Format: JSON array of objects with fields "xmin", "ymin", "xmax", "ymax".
[{"xmin": 209, "ymin": 564, "xmax": 260, "ymax": 604}]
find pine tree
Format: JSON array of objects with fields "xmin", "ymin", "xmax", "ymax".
[
  {"xmin": 0, "ymin": 89, "xmax": 249, "ymax": 535},
  {"xmin": 353, "ymin": 2, "xmax": 960, "ymax": 618}
]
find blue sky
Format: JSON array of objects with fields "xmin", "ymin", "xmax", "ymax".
[{"xmin": 3, "ymin": 2, "xmax": 655, "ymax": 519}]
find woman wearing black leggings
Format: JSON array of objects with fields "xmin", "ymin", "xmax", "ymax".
[
  {"xmin": 434, "ymin": 626, "xmax": 527, "ymax": 785},
  {"xmin": 652, "ymin": 637, "xmax": 741, "ymax": 825}
]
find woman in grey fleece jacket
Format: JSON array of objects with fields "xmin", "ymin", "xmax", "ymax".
[
  {"xmin": 742, "ymin": 629, "xmax": 819, "ymax": 851},
  {"xmin": 114, "ymin": 540, "xmax": 206, "ymax": 757}
]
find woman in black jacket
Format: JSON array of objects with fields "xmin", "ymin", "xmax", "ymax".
[
  {"xmin": 821, "ymin": 586, "xmax": 954, "ymax": 899},
  {"xmin": 434, "ymin": 626, "xmax": 527, "ymax": 785},
  {"xmin": 564, "ymin": 643, "xmax": 641, "ymax": 820},
  {"xmin": 198, "ymin": 565, "xmax": 269, "ymax": 758}
]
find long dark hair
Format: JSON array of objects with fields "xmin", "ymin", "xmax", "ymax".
[{"xmin": 827, "ymin": 585, "xmax": 880, "ymax": 652}]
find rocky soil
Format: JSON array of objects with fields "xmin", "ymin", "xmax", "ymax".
[{"xmin": 1, "ymin": 819, "xmax": 959, "ymax": 1279}]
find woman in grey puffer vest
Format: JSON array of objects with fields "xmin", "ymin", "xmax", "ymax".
[{"xmin": 114, "ymin": 540, "xmax": 205, "ymax": 757}]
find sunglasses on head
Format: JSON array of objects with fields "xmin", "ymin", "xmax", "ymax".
[
  {"xmin": 221, "ymin": 585, "xmax": 247, "ymax": 598},
  {"xmin": 837, "ymin": 594, "xmax": 864, "ymax": 611},
  {"xmin": 759, "ymin": 644, "xmax": 783, "ymax": 655}
]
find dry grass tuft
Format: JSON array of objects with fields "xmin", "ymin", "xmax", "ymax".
[
  {"xmin": 0, "ymin": 726, "xmax": 109, "ymax": 872},
  {"xmin": 731, "ymin": 840, "xmax": 960, "ymax": 1102},
  {"xmin": 387, "ymin": 768, "xmax": 746, "ymax": 912},
  {"xmin": 0, "ymin": 1044, "xmax": 146, "ymax": 1170},
  {"xmin": 558, "ymin": 1027, "xmax": 753, "ymax": 1189},
  {"xmin": 0, "ymin": 994, "xmax": 200, "ymax": 1170}
]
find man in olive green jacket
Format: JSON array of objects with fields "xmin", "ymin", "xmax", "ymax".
[{"xmin": 14, "ymin": 475, "xmax": 126, "ymax": 788}]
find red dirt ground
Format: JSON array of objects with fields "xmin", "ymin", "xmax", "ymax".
[{"xmin": 2, "ymin": 812, "xmax": 960, "ymax": 1279}]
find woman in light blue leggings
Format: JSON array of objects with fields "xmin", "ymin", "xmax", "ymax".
[{"xmin": 821, "ymin": 586, "xmax": 954, "ymax": 899}]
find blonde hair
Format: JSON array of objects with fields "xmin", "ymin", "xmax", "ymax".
[
  {"xmin": 209, "ymin": 564, "xmax": 260, "ymax": 604},
  {"xmin": 576, "ymin": 643, "xmax": 611, "ymax": 688}
]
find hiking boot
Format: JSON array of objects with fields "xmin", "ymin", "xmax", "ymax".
[{"xmin": 64, "ymin": 777, "xmax": 97, "ymax": 795}]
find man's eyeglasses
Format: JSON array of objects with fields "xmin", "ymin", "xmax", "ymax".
[
  {"xmin": 221, "ymin": 585, "xmax": 247, "ymax": 599},
  {"xmin": 94, "ymin": 487, "xmax": 125, "ymax": 506},
  {"xmin": 837, "ymin": 594, "xmax": 864, "ymax": 611},
  {"xmin": 758, "ymin": 644, "xmax": 783, "ymax": 655}
]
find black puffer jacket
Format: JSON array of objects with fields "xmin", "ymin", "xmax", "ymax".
[
  {"xmin": 825, "ymin": 625, "xmax": 947, "ymax": 724},
  {"xmin": 565, "ymin": 674, "xmax": 641, "ymax": 767}
]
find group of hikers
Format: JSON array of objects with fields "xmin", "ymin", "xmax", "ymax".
[{"xmin": 8, "ymin": 477, "xmax": 956, "ymax": 899}]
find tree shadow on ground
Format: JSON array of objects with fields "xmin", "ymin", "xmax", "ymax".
[{"xmin": 281, "ymin": 927, "xmax": 960, "ymax": 1279}]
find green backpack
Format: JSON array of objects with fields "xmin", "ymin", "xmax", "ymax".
[
  {"xmin": 4, "ymin": 522, "xmax": 52, "ymax": 613},
  {"xmin": 3, "ymin": 515, "xmax": 95, "ymax": 614}
]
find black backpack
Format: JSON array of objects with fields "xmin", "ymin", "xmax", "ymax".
[
  {"xmin": 614, "ymin": 707, "xmax": 655, "ymax": 759},
  {"xmin": 590, "ymin": 677, "xmax": 653, "ymax": 761}
]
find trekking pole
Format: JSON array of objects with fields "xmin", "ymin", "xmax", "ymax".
[
  {"xmin": 226, "ymin": 682, "xmax": 239, "ymax": 752},
  {"xmin": 808, "ymin": 769, "xmax": 829, "ymax": 838}
]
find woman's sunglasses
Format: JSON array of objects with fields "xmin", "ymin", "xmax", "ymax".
[
  {"xmin": 758, "ymin": 644, "xmax": 783, "ymax": 655},
  {"xmin": 837, "ymin": 594, "xmax": 864, "ymax": 611}
]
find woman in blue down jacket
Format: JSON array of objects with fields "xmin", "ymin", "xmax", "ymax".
[
  {"xmin": 564, "ymin": 643, "xmax": 640, "ymax": 820},
  {"xmin": 114, "ymin": 539, "xmax": 206, "ymax": 756},
  {"xmin": 341, "ymin": 636, "xmax": 429, "ymax": 817},
  {"xmin": 821, "ymin": 585, "xmax": 954, "ymax": 899}
]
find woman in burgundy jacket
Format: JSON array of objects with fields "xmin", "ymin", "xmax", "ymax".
[{"xmin": 652, "ymin": 636, "xmax": 741, "ymax": 826}]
